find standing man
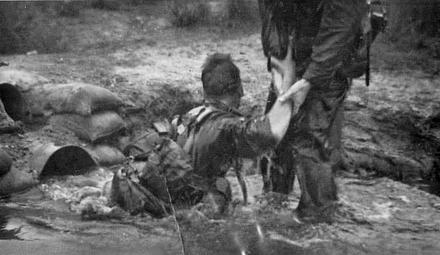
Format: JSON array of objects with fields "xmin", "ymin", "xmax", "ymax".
[{"xmin": 258, "ymin": 0, "xmax": 368, "ymax": 221}]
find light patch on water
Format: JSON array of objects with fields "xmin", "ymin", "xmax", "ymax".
[
  {"xmin": 4, "ymin": 217, "xmax": 55, "ymax": 241},
  {"xmin": 37, "ymin": 167, "xmax": 115, "ymax": 215},
  {"xmin": 367, "ymin": 202, "xmax": 394, "ymax": 221},
  {"xmin": 256, "ymin": 222, "xmax": 264, "ymax": 241},
  {"xmin": 268, "ymin": 231, "xmax": 330, "ymax": 248}
]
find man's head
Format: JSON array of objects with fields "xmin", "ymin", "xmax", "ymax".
[{"xmin": 201, "ymin": 53, "xmax": 243, "ymax": 108}]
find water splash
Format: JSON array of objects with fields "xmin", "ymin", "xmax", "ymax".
[
  {"xmin": 232, "ymin": 231, "xmax": 247, "ymax": 255},
  {"xmin": 256, "ymin": 222, "xmax": 264, "ymax": 241}
]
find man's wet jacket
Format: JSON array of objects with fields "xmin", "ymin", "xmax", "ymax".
[
  {"xmin": 110, "ymin": 100, "xmax": 278, "ymax": 217},
  {"xmin": 176, "ymin": 100, "xmax": 278, "ymax": 211}
]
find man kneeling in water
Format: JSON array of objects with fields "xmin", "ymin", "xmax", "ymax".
[{"xmin": 110, "ymin": 51, "xmax": 297, "ymax": 217}]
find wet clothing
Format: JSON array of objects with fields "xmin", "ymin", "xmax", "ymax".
[
  {"xmin": 259, "ymin": 0, "xmax": 366, "ymax": 218},
  {"xmin": 176, "ymin": 100, "xmax": 278, "ymax": 208},
  {"xmin": 180, "ymin": 100, "xmax": 277, "ymax": 179},
  {"xmin": 112, "ymin": 132, "xmax": 208, "ymax": 217}
]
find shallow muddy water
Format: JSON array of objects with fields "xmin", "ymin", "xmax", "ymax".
[
  {"xmin": 2, "ymin": 170, "xmax": 439, "ymax": 255},
  {"xmin": 0, "ymin": 167, "xmax": 184, "ymax": 255}
]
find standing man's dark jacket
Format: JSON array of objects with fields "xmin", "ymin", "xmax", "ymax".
[{"xmin": 260, "ymin": 0, "xmax": 367, "ymax": 85}]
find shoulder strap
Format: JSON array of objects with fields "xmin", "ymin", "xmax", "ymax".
[{"xmin": 176, "ymin": 106, "xmax": 216, "ymax": 153}]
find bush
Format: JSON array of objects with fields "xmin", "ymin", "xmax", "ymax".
[
  {"xmin": 227, "ymin": 0, "xmax": 257, "ymax": 21},
  {"xmin": 169, "ymin": 0, "xmax": 209, "ymax": 27},
  {"xmin": 387, "ymin": 0, "xmax": 440, "ymax": 47}
]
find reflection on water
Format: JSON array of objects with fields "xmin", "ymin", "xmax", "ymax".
[{"xmin": 0, "ymin": 213, "xmax": 21, "ymax": 240}]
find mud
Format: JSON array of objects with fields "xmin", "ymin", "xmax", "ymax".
[
  {"xmin": 0, "ymin": 167, "xmax": 184, "ymax": 255},
  {"xmin": 0, "ymin": 1, "xmax": 439, "ymax": 254}
]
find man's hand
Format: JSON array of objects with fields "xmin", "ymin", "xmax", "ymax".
[{"xmin": 279, "ymin": 78, "xmax": 311, "ymax": 114}]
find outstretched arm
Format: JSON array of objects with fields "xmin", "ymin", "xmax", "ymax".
[
  {"xmin": 220, "ymin": 47, "xmax": 296, "ymax": 158},
  {"xmin": 265, "ymin": 40, "xmax": 296, "ymax": 143}
]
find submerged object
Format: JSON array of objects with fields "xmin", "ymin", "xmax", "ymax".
[{"xmin": 30, "ymin": 143, "xmax": 98, "ymax": 177}]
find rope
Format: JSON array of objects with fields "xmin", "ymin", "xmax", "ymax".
[{"xmin": 163, "ymin": 175, "xmax": 187, "ymax": 255}]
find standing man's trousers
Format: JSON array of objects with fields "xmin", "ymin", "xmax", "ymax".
[{"xmin": 261, "ymin": 75, "xmax": 349, "ymax": 218}]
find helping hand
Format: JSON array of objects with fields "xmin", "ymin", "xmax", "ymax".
[{"xmin": 279, "ymin": 78, "xmax": 311, "ymax": 114}]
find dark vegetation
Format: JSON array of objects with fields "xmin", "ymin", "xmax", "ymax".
[{"xmin": 168, "ymin": 0, "xmax": 209, "ymax": 27}]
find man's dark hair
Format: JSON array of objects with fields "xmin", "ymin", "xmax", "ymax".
[{"xmin": 201, "ymin": 53, "xmax": 241, "ymax": 96}]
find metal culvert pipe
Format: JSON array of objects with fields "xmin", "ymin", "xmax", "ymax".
[
  {"xmin": 30, "ymin": 143, "xmax": 98, "ymax": 178},
  {"xmin": 0, "ymin": 83, "xmax": 25, "ymax": 120}
]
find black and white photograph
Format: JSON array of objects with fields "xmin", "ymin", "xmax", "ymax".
[{"xmin": 0, "ymin": 0, "xmax": 439, "ymax": 254}]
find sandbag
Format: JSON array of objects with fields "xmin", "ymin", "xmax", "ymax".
[
  {"xmin": 50, "ymin": 111, "xmax": 126, "ymax": 143},
  {"xmin": 0, "ymin": 167, "xmax": 38, "ymax": 196},
  {"xmin": 0, "ymin": 148, "xmax": 12, "ymax": 176},
  {"xmin": 86, "ymin": 145, "xmax": 126, "ymax": 166},
  {"xmin": 27, "ymin": 82, "xmax": 123, "ymax": 116}
]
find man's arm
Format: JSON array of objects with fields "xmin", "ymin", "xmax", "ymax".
[
  {"xmin": 221, "ymin": 51, "xmax": 296, "ymax": 158},
  {"xmin": 225, "ymin": 96, "xmax": 293, "ymax": 158},
  {"xmin": 265, "ymin": 43, "xmax": 296, "ymax": 143}
]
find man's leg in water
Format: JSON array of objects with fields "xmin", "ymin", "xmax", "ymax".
[{"xmin": 292, "ymin": 77, "xmax": 349, "ymax": 220}]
